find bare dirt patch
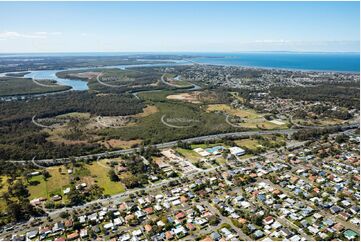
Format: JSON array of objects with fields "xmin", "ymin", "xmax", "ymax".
[
  {"xmin": 166, "ymin": 91, "xmax": 218, "ymax": 104},
  {"xmin": 131, "ymin": 105, "xmax": 158, "ymax": 118},
  {"xmin": 100, "ymin": 139, "xmax": 142, "ymax": 149},
  {"xmin": 96, "ymin": 116, "xmax": 133, "ymax": 128},
  {"xmin": 166, "ymin": 92, "xmax": 202, "ymax": 103}
]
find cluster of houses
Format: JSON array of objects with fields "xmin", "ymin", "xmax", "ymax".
[{"xmin": 3, "ymin": 130, "xmax": 359, "ymax": 241}]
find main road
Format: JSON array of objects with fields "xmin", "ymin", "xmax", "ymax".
[
  {"xmin": 6, "ymin": 123, "xmax": 359, "ymax": 166},
  {"xmin": 8, "ymin": 128, "xmax": 298, "ymax": 166}
]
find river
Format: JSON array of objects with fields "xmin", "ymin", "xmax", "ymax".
[{"xmin": 0, "ymin": 60, "xmax": 190, "ymax": 91}]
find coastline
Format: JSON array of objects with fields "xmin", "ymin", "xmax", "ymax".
[{"xmin": 190, "ymin": 61, "xmax": 360, "ymax": 74}]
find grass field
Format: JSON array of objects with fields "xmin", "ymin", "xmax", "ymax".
[
  {"xmin": 56, "ymin": 112, "xmax": 91, "ymax": 120},
  {"xmin": 27, "ymin": 175, "xmax": 48, "ymax": 199},
  {"xmin": 176, "ymin": 148, "xmax": 202, "ymax": 162},
  {"xmin": 234, "ymin": 139, "xmax": 261, "ymax": 150},
  {"xmin": 206, "ymin": 104, "xmax": 261, "ymax": 119},
  {"xmin": 26, "ymin": 162, "xmax": 125, "ymax": 201},
  {"xmin": 27, "ymin": 166, "xmax": 70, "ymax": 200},
  {"xmin": 86, "ymin": 162, "xmax": 125, "ymax": 195}
]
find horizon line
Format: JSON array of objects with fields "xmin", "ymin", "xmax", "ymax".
[{"xmin": 0, "ymin": 50, "xmax": 360, "ymax": 55}]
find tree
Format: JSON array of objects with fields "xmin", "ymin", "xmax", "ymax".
[
  {"xmin": 67, "ymin": 188, "xmax": 84, "ymax": 206},
  {"xmin": 208, "ymin": 215, "xmax": 220, "ymax": 226},
  {"xmin": 11, "ymin": 181, "xmax": 29, "ymax": 198},
  {"xmin": 335, "ymin": 134, "xmax": 349, "ymax": 144},
  {"xmin": 119, "ymin": 172, "xmax": 139, "ymax": 188},
  {"xmin": 42, "ymin": 170, "xmax": 51, "ymax": 180},
  {"xmin": 108, "ymin": 170, "xmax": 120, "ymax": 182}
]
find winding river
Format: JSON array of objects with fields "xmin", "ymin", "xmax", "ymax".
[{"xmin": 0, "ymin": 60, "xmax": 191, "ymax": 92}]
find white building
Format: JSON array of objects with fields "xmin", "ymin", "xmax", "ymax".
[{"xmin": 229, "ymin": 146, "xmax": 246, "ymax": 156}]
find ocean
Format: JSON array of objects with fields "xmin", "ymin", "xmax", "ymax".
[
  {"xmin": 189, "ymin": 52, "xmax": 360, "ymax": 73},
  {"xmin": 1, "ymin": 52, "xmax": 359, "ymax": 73}
]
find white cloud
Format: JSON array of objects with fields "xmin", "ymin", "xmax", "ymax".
[{"xmin": 0, "ymin": 31, "xmax": 62, "ymax": 40}]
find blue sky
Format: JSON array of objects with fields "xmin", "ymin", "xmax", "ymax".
[{"xmin": 0, "ymin": 1, "xmax": 359, "ymax": 53}]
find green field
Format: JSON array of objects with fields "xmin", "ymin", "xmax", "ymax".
[
  {"xmin": 206, "ymin": 104, "xmax": 262, "ymax": 119},
  {"xmin": 86, "ymin": 162, "xmax": 126, "ymax": 195},
  {"xmin": 234, "ymin": 139, "xmax": 261, "ymax": 151},
  {"xmin": 176, "ymin": 148, "xmax": 202, "ymax": 162},
  {"xmin": 27, "ymin": 167, "xmax": 70, "ymax": 200},
  {"xmin": 56, "ymin": 112, "xmax": 91, "ymax": 120},
  {"xmin": 23, "ymin": 162, "xmax": 125, "ymax": 203}
]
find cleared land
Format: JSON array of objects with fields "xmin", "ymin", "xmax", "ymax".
[
  {"xmin": 206, "ymin": 104, "xmax": 262, "ymax": 119},
  {"xmin": 234, "ymin": 139, "xmax": 261, "ymax": 150},
  {"xmin": 26, "ymin": 161, "xmax": 125, "ymax": 203},
  {"xmin": 166, "ymin": 91, "xmax": 223, "ymax": 104},
  {"xmin": 166, "ymin": 92, "xmax": 202, "ymax": 103},
  {"xmin": 100, "ymin": 139, "xmax": 142, "ymax": 149},
  {"xmin": 28, "ymin": 166, "xmax": 70, "ymax": 200},
  {"xmin": 206, "ymin": 104, "xmax": 289, "ymax": 129},
  {"xmin": 176, "ymin": 148, "xmax": 202, "ymax": 163},
  {"xmin": 86, "ymin": 162, "xmax": 125, "ymax": 195}
]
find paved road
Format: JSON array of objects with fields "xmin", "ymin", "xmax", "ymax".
[
  {"xmin": 7, "ymin": 128, "xmax": 300, "ymax": 166},
  {"xmin": 9, "ymin": 123, "xmax": 359, "ymax": 166},
  {"xmin": 259, "ymin": 178, "xmax": 360, "ymax": 233},
  {"xmin": 1, "ymin": 141, "xmax": 308, "ymax": 239},
  {"xmin": 1, "ymin": 126, "xmax": 358, "ymax": 238},
  {"xmin": 202, "ymin": 201, "xmax": 252, "ymax": 241}
]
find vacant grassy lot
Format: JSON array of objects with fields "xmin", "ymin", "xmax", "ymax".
[
  {"xmin": 86, "ymin": 162, "xmax": 125, "ymax": 195},
  {"xmin": 234, "ymin": 139, "xmax": 261, "ymax": 151},
  {"xmin": 27, "ymin": 166, "xmax": 70, "ymax": 199},
  {"xmin": 27, "ymin": 175, "xmax": 48, "ymax": 199},
  {"xmin": 100, "ymin": 139, "xmax": 142, "ymax": 149},
  {"xmin": 206, "ymin": 104, "xmax": 261, "ymax": 119},
  {"xmin": 176, "ymin": 148, "xmax": 202, "ymax": 162}
]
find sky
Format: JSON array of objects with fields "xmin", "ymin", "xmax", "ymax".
[{"xmin": 0, "ymin": 1, "xmax": 359, "ymax": 53}]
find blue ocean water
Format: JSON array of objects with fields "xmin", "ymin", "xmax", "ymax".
[{"xmin": 191, "ymin": 52, "xmax": 360, "ymax": 73}]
